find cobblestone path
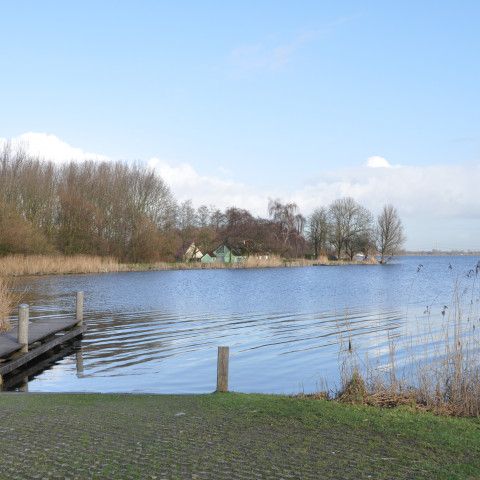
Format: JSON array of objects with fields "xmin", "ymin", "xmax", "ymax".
[{"xmin": 0, "ymin": 393, "xmax": 476, "ymax": 479}]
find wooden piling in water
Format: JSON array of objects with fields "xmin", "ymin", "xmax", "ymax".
[
  {"xmin": 217, "ymin": 346, "xmax": 229, "ymax": 392},
  {"xmin": 76, "ymin": 291, "xmax": 84, "ymax": 326},
  {"xmin": 18, "ymin": 304, "xmax": 29, "ymax": 353}
]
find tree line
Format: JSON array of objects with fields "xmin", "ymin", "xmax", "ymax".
[
  {"xmin": 0, "ymin": 144, "xmax": 405, "ymax": 263},
  {"xmin": 306, "ymin": 197, "xmax": 405, "ymax": 264}
]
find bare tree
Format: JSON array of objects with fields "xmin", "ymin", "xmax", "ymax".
[
  {"xmin": 177, "ymin": 199, "xmax": 197, "ymax": 249},
  {"xmin": 345, "ymin": 225, "xmax": 375, "ymax": 260},
  {"xmin": 344, "ymin": 205, "xmax": 375, "ymax": 260},
  {"xmin": 223, "ymin": 207, "xmax": 255, "ymax": 245},
  {"xmin": 376, "ymin": 204, "xmax": 406, "ymax": 264},
  {"xmin": 328, "ymin": 197, "xmax": 374, "ymax": 260},
  {"xmin": 306, "ymin": 207, "xmax": 328, "ymax": 258},
  {"xmin": 195, "ymin": 205, "xmax": 217, "ymax": 253},
  {"xmin": 196, "ymin": 205, "xmax": 210, "ymax": 229},
  {"xmin": 268, "ymin": 199, "xmax": 306, "ymax": 257},
  {"xmin": 210, "ymin": 208, "xmax": 226, "ymax": 230}
]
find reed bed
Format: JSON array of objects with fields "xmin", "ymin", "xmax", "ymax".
[
  {"xmin": 0, "ymin": 253, "xmax": 377, "ymax": 276},
  {"xmin": 336, "ymin": 262, "xmax": 480, "ymax": 417},
  {"xmin": 0, "ymin": 254, "xmax": 120, "ymax": 276},
  {"xmin": 150, "ymin": 255, "xmax": 336, "ymax": 270},
  {"xmin": 0, "ymin": 277, "xmax": 23, "ymax": 332}
]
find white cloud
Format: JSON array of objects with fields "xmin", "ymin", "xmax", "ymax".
[
  {"xmin": 0, "ymin": 132, "xmax": 110, "ymax": 163},
  {"xmin": 147, "ymin": 157, "xmax": 272, "ymax": 215},
  {"xmin": 364, "ymin": 156, "xmax": 397, "ymax": 168},
  {"xmin": 149, "ymin": 154, "xmax": 480, "ymax": 220},
  {"xmin": 301, "ymin": 162, "xmax": 480, "ymax": 218}
]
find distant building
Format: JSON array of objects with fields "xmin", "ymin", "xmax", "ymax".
[
  {"xmin": 201, "ymin": 243, "xmax": 244, "ymax": 263},
  {"xmin": 183, "ymin": 243, "xmax": 203, "ymax": 262}
]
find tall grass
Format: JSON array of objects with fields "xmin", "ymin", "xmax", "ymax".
[
  {"xmin": 0, "ymin": 254, "xmax": 120, "ymax": 276},
  {"xmin": 0, "ymin": 253, "xmax": 378, "ymax": 276},
  {"xmin": 0, "ymin": 277, "xmax": 23, "ymax": 332},
  {"xmin": 336, "ymin": 262, "xmax": 480, "ymax": 417},
  {"xmin": 151, "ymin": 255, "xmax": 335, "ymax": 270}
]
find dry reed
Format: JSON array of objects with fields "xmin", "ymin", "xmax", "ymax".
[
  {"xmin": 0, "ymin": 254, "xmax": 120, "ymax": 276},
  {"xmin": 151, "ymin": 254, "xmax": 336, "ymax": 270},
  {"xmin": 0, "ymin": 253, "xmax": 378, "ymax": 276},
  {"xmin": 336, "ymin": 262, "xmax": 480, "ymax": 417},
  {"xmin": 0, "ymin": 277, "xmax": 23, "ymax": 332}
]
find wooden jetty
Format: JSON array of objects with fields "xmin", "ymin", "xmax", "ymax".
[{"xmin": 0, "ymin": 292, "xmax": 86, "ymax": 377}]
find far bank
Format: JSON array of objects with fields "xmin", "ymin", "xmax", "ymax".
[{"xmin": 0, "ymin": 253, "xmax": 382, "ymax": 277}]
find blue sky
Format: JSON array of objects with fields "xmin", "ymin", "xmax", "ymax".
[{"xmin": 1, "ymin": 1, "xmax": 479, "ymax": 251}]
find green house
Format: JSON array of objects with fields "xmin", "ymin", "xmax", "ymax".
[{"xmin": 201, "ymin": 243, "xmax": 244, "ymax": 263}]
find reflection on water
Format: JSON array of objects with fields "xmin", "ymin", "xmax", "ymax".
[{"xmin": 4, "ymin": 255, "xmax": 480, "ymax": 394}]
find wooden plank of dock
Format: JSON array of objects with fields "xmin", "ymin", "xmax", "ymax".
[
  {"xmin": 0, "ymin": 325, "xmax": 86, "ymax": 376},
  {"xmin": 0, "ymin": 337, "xmax": 25, "ymax": 359},
  {"xmin": 0, "ymin": 319, "xmax": 86, "ymax": 377},
  {"xmin": 2, "ymin": 318, "xmax": 82, "ymax": 347}
]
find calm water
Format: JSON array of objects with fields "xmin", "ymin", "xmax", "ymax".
[{"xmin": 5, "ymin": 255, "xmax": 480, "ymax": 394}]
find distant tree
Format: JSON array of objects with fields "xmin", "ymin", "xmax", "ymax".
[
  {"xmin": 306, "ymin": 207, "xmax": 328, "ymax": 258},
  {"xmin": 344, "ymin": 205, "xmax": 375, "ymax": 260},
  {"xmin": 176, "ymin": 199, "xmax": 197, "ymax": 257},
  {"xmin": 210, "ymin": 208, "xmax": 226, "ymax": 231},
  {"xmin": 196, "ymin": 205, "xmax": 211, "ymax": 229},
  {"xmin": 328, "ymin": 197, "xmax": 373, "ymax": 260},
  {"xmin": 223, "ymin": 207, "xmax": 255, "ymax": 245},
  {"xmin": 345, "ymin": 225, "xmax": 375, "ymax": 260},
  {"xmin": 376, "ymin": 204, "xmax": 406, "ymax": 264},
  {"xmin": 268, "ymin": 199, "xmax": 306, "ymax": 257},
  {"xmin": 195, "ymin": 204, "xmax": 216, "ymax": 253},
  {"xmin": 0, "ymin": 143, "xmax": 177, "ymax": 262},
  {"xmin": 0, "ymin": 202, "xmax": 54, "ymax": 255}
]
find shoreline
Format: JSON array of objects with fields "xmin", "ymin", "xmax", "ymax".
[
  {"xmin": 1, "ymin": 253, "xmax": 381, "ymax": 277},
  {"xmin": 4, "ymin": 259, "xmax": 380, "ymax": 277},
  {"xmin": 3, "ymin": 252, "xmax": 480, "ymax": 278}
]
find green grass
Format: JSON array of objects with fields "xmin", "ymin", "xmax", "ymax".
[{"xmin": 1, "ymin": 392, "xmax": 478, "ymax": 479}]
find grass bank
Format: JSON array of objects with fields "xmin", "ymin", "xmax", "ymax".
[{"xmin": 0, "ymin": 392, "xmax": 478, "ymax": 479}]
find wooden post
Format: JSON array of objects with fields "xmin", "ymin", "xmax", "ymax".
[
  {"xmin": 76, "ymin": 292, "xmax": 84, "ymax": 326},
  {"xmin": 216, "ymin": 346, "xmax": 229, "ymax": 392},
  {"xmin": 18, "ymin": 304, "xmax": 29, "ymax": 353},
  {"xmin": 76, "ymin": 345, "xmax": 84, "ymax": 375},
  {"xmin": 19, "ymin": 376, "xmax": 28, "ymax": 392}
]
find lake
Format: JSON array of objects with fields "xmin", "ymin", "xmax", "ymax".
[{"xmin": 4, "ymin": 255, "xmax": 480, "ymax": 394}]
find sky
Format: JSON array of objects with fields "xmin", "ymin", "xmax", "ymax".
[{"xmin": 1, "ymin": 1, "xmax": 479, "ymax": 251}]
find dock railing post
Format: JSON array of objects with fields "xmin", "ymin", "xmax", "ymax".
[
  {"xmin": 216, "ymin": 346, "xmax": 229, "ymax": 392},
  {"xmin": 18, "ymin": 304, "xmax": 29, "ymax": 353},
  {"xmin": 76, "ymin": 292, "xmax": 84, "ymax": 326}
]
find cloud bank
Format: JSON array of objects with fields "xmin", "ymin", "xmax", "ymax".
[
  {"xmin": 147, "ymin": 157, "xmax": 270, "ymax": 214},
  {"xmin": 148, "ymin": 154, "xmax": 480, "ymax": 250}
]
